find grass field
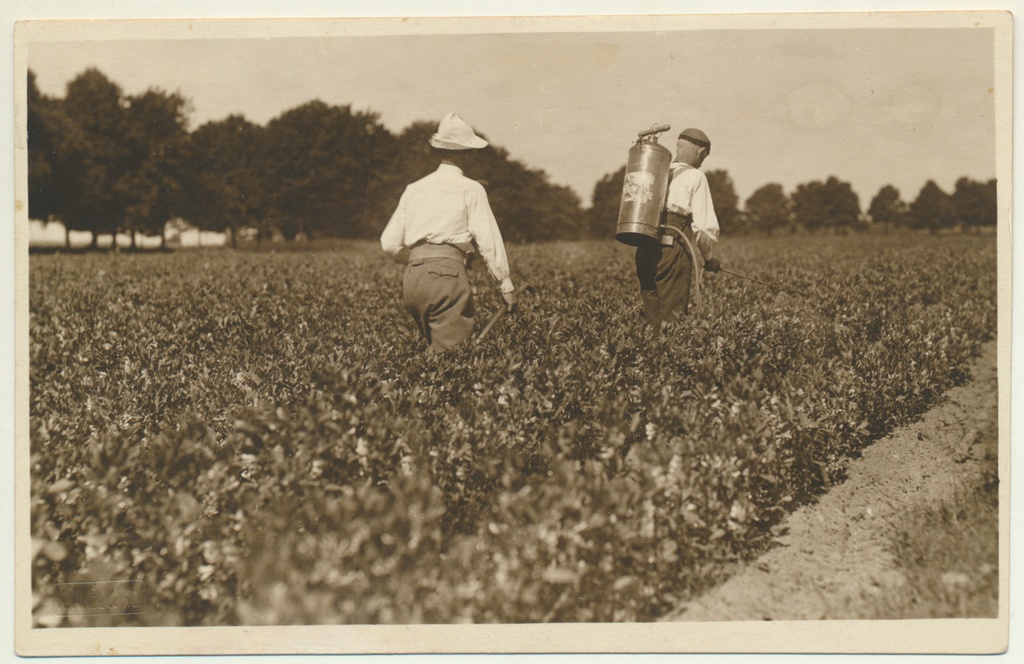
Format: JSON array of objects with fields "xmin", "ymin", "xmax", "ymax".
[{"xmin": 29, "ymin": 232, "xmax": 997, "ymax": 625}]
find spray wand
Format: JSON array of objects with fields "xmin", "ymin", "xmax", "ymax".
[
  {"xmin": 711, "ymin": 265, "xmax": 820, "ymax": 307},
  {"xmin": 717, "ymin": 267, "xmax": 795, "ymax": 297}
]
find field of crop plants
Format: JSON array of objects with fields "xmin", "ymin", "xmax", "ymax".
[{"xmin": 29, "ymin": 231, "xmax": 996, "ymax": 625}]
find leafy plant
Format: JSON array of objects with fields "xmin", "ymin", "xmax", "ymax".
[{"xmin": 30, "ymin": 233, "xmax": 997, "ymax": 625}]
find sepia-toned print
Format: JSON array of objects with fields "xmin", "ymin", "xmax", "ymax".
[{"xmin": 14, "ymin": 11, "xmax": 1011, "ymax": 656}]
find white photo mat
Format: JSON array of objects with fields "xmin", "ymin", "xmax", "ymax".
[{"xmin": 10, "ymin": 8, "xmax": 1014, "ymax": 658}]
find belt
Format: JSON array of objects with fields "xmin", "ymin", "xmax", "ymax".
[
  {"xmin": 408, "ymin": 243, "xmax": 466, "ymax": 264},
  {"xmin": 661, "ymin": 211, "xmax": 693, "ymax": 235}
]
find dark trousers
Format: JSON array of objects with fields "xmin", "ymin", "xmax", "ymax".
[
  {"xmin": 403, "ymin": 257, "xmax": 475, "ymax": 352},
  {"xmin": 635, "ymin": 228, "xmax": 695, "ymax": 330}
]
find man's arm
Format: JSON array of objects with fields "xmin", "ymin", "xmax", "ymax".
[
  {"xmin": 466, "ymin": 184, "xmax": 514, "ymax": 294},
  {"xmin": 380, "ymin": 189, "xmax": 409, "ymax": 257},
  {"xmin": 690, "ymin": 172, "xmax": 720, "ymax": 262}
]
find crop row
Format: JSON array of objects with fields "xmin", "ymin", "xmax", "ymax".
[{"xmin": 29, "ymin": 233, "xmax": 997, "ymax": 624}]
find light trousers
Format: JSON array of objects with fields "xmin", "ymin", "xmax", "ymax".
[{"xmin": 403, "ymin": 257, "xmax": 476, "ymax": 352}]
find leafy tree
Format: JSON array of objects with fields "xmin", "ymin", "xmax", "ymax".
[
  {"xmin": 29, "ymin": 69, "xmax": 193, "ymax": 250},
  {"xmin": 58, "ymin": 68, "xmax": 132, "ymax": 247},
  {"xmin": 119, "ymin": 88, "xmax": 192, "ymax": 248},
  {"xmin": 366, "ymin": 120, "xmax": 436, "ymax": 233},
  {"xmin": 791, "ymin": 176, "xmax": 860, "ymax": 232},
  {"xmin": 533, "ymin": 181, "xmax": 587, "ymax": 241},
  {"xmin": 183, "ymin": 115, "xmax": 269, "ymax": 247},
  {"xmin": 952, "ymin": 177, "xmax": 997, "ymax": 231},
  {"xmin": 744, "ymin": 183, "xmax": 792, "ymax": 235},
  {"xmin": 478, "ymin": 130, "xmax": 587, "ymax": 243},
  {"xmin": 27, "ymin": 70, "xmax": 55, "ymax": 221},
  {"xmin": 867, "ymin": 185, "xmax": 909, "ymax": 229},
  {"xmin": 261, "ymin": 100, "xmax": 393, "ymax": 240},
  {"xmin": 586, "ymin": 166, "xmax": 625, "ymax": 240},
  {"xmin": 705, "ymin": 169, "xmax": 741, "ymax": 235},
  {"xmin": 27, "ymin": 69, "xmax": 89, "ymax": 247},
  {"xmin": 476, "ymin": 144, "xmax": 586, "ymax": 243},
  {"xmin": 908, "ymin": 180, "xmax": 959, "ymax": 232},
  {"xmin": 986, "ymin": 179, "xmax": 998, "ymax": 226}
]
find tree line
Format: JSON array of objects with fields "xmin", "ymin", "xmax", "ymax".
[
  {"xmin": 28, "ymin": 68, "xmax": 587, "ymax": 248},
  {"xmin": 589, "ymin": 166, "xmax": 996, "ymax": 238},
  {"xmin": 29, "ymin": 68, "xmax": 997, "ymax": 249}
]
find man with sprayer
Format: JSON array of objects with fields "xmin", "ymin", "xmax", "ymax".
[{"xmin": 615, "ymin": 125, "xmax": 721, "ymax": 332}]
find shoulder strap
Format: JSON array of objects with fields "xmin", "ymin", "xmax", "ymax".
[{"xmin": 670, "ymin": 162, "xmax": 693, "ymax": 179}]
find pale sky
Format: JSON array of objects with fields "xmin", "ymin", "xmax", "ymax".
[{"xmin": 28, "ymin": 25, "xmax": 996, "ymax": 208}]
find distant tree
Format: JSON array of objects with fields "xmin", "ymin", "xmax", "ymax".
[
  {"xmin": 586, "ymin": 165, "xmax": 626, "ymax": 239},
  {"xmin": 27, "ymin": 70, "xmax": 54, "ymax": 220},
  {"xmin": 534, "ymin": 181, "xmax": 587, "ymax": 241},
  {"xmin": 705, "ymin": 169, "xmax": 741, "ymax": 235},
  {"xmin": 744, "ymin": 183, "xmax": 792, "ymax": 235},
  {"xmin": 908, "ymin": 180, "xmax": 959, "ymax": 232},
  {"xmin": 359, "ymin": 136, "xmax": 403, "ymax": 240},
  {"xmin": 59, "ymin": 68, "xmax": 132, "ymax": 247},
  {"xmin": 952, "ymin": 177, "xmax": 997, "ymax": 232},
  {"xmin": 119, "ymin": 87, "xmax": 192, "ymax": 248},
  {"xmin": 27, "ymin": 69, "xmax": 87, "ymax": 246},
  {"xmin": 475, "ymin": 144, "xmax": 585, "ymax": 242},
  {"xmin": 986, "ymin": 178, "xmax": 998, "ymax": 227},
  {"xmin": 867, "ymin": 185, "xmax": 909, "ymax": 229},
  {"xmin": 30, "ymin": 69, "xmax": 196, "ymax": 250},
  {"xmin": 261, "ymin": 100, "xmax": 393, "ymax": 240},
  {"xmin": 367, "ymin": 120, "xmax": 436, "ymax": 233},
  {"xmin": 389, "ymin": 120, "xmax": 440, "ymax": 182},
  {"xmin": 183, "ymin": 115, "xmax": 268, "ymax": 247},
  {"xmin": 791, "ymin": 176, "xmax": 860, "ymax": 232}
]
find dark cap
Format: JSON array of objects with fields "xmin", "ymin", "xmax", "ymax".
[{"xmin": 678, "ymin": 128, "xmax": 711, "ymax": 152}]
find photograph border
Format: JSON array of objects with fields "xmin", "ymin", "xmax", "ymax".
[{"xmin": 8, "ymin": 6, "xmax": 1016, "ymax": 658}]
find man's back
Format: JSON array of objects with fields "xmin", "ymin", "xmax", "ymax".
[{"xmin": 393, "ymin": 164, "xmax": 485, "ymax": 244}]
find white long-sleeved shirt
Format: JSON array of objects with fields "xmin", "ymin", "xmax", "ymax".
[
  {"xmin": 381, "ymin": 163, "xmax": 514, "ymax": 294},
  {"xmin": 665, "ymin": 162, "xmax": 720, "ymax": 258}
]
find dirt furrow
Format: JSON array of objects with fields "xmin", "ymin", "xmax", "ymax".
[{"xmin": 663, "ymin": 341, "xmax": 999, "ymax": 621}]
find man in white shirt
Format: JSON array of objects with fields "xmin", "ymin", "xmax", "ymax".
[
  {"xmin": 381, "ymin": 112, "xmax": 516, "ymax": 352},
  {"xmin": 635, "ymin": 127, "xmax": 722, "ymax": 330}
]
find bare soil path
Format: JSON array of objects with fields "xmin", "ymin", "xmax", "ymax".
[{"xmin": 663, "ymin": 341, "xmax": 999, "ymax": 621}]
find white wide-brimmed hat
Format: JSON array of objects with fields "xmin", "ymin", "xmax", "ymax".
[{"xmin": 429, "ymin": 112, "xmax": 489, "ymax": 150}]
